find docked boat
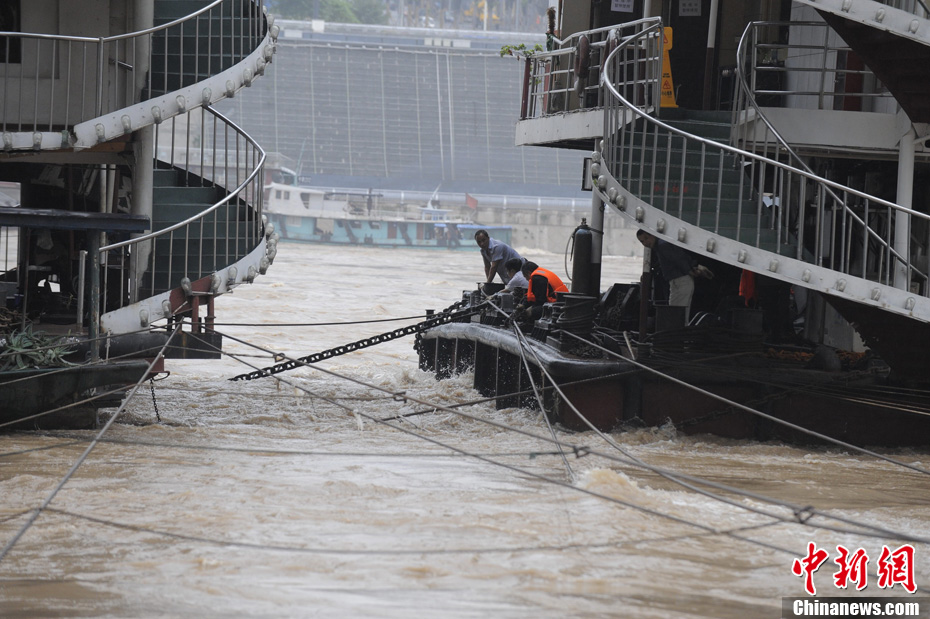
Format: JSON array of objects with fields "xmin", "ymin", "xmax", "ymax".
[
  {"xmin": 263, "ymin": 177, "xmax": 513, "ymax": 249},
  {"xmin": 0, "ymin": 0, "xmax": 277, "ymax": 429},
  {"xmin": 417, "ymin": 1, "xmax": 930, "ymax": 447}
]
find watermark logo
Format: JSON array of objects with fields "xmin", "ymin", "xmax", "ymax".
[
  {"xmin": 783, "ymin": 598, "xmax": 928, "ymax": 618},
  {"xmin": 792, "ymin": 542, "xmax": 916, "ymax": 596}
]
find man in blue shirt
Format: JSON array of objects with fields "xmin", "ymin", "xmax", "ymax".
[
  {"xmin": 475, "ymin": 229, "xmax": 522, "ymax": 287},
  {"xmin": 637, "ymin": 229, "xmax": 713, "ymax": 319}
]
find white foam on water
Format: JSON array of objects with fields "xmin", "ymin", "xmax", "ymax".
[{"xmin": 1, "ymin": 244, "xmax": 928, "ymax": 617}]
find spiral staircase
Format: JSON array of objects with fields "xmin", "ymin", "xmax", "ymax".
[
  {"xmin": 519, "ymin": 3, "xmax": 930, "ymax": 381},
  {"xmin": 0, "ymin": 0, "xmax": 279, "ymax": 358}
]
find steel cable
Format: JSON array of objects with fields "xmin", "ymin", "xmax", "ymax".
[
  {"xmin": 209, "ymin": 322, "xmax": 930, "ymax": 546},
  {"xmin": 0, "ymin": 324, "xmax": 182, "ymax": 564}
]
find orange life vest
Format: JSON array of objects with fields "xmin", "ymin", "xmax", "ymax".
[{"xmin": 526, "ymin": 267, "xmax": 568, "ymax": 303}]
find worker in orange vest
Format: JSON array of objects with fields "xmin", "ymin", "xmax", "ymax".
[{"xmin": 517, "ymin": 261, "xmax": 568, "ymax": 320}]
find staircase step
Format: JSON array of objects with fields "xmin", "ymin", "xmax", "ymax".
[
  {"xmin": 658, "ymin": 108, "xmax": 731, "ymax": 124},
  {"xmin": 713, "ymin": 227, "xmax": 796, "ymax": 253},
  {"xmin": 665, "ymin": 121, "xmax": 732, "ymax": 143},
  {"xmin": 153, "ymin": 236, "xmax": 254, "ymax": 254},
  {"xmin": 621, "ymin": 134, "xmax": 735, "ymax": 158},
  {"xmin": 619, "ymin": 163, "xmax": 749, "ymax": 191},
  {"xmin": 153, "ymin": 169, "xmax": 181, "ymax": 187},
  {"xmin": 152, "ymin": 201, "xmax": 245, "ymax": 218},
  {"xmin": 151, "ymin": 221, "xmax": 254, "ymax": 241},
  {"xmin": 631, "ymin": 193, "xmax": 749, "ymax": 215}
]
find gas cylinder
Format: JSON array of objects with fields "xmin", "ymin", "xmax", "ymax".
[{"xmin": 570, "ymin": 221, "xmax": 593, "ymax": 296}]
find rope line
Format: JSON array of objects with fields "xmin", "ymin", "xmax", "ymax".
[
  {"xmin": 646, "ymin": 349, "xmax": 930, "ymax": 418},
  {"xmin": 210, "ymin": 325, "xmax": 930, "ymax": 546},
  {"xmin": 0, "ymin": 510, "xmax": 37, "ymax": 525},
  {"xmin": 198, "ymin": 314, "xmax": 432, "ymax": 327},
  {"xmin": 228, "ymin": 299, "xmax": 480, "ymax": 381},
  {"xmin": 565, "ymin": 329, "xmax": 930, "ymax": 477},
  {"xmin": 512, "ymin": 320, "xmax": 575, "ymax": 481},
  {"xmin": 481, "ymin": 298, "xmax": 928, "ymax": 544},
  {"xmin": 154, "ymin": 383, "xmax": 397, "ymax": 402},
  {"xmin": 8, "ymin": 313, "xmax": 922, "ymax": 566},
  {"xmin": 41, "ymin": 506, "xmax": 790, "ymax": 558},
  {"xmin": 13, "ymin": 434, "xmax": 566, "ymax": 460},
  {"xmin": 191, "ymin": 328, "xmax": 804, "ymax": 554},
  {"xmin": 0, "ymin": 325, "xmax": 182, "ymax": 564},
  {"xmin": 0, "ymin": 439, "xmax": 87, "ymax": 459}
]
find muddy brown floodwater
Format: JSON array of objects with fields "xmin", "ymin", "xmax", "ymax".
[{"xmin": 1, "ymin": 243, "xmax": 928, "ymax": 618}]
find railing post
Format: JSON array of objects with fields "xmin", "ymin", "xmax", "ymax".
[
  {"xmin": 520, "ymin": 58, "xmax": 531, "ymax": 120},
  {"xmin": 90, "ymin": 234, "xmax": 101, "ymax": 362},
  {"xmin": 206, "ymin": 295, "xmax": 215, "ymax": 333},
  {"xmin": 97, "ymin": 37, "xmax": 106, "ymax": 117},
  {"xmin": 191, "ymin": 294, "xmax": 201, "ymax": 334},
  {"xmin": 77, "ymin": 249, "xmax": 87, "ymax": 328}
]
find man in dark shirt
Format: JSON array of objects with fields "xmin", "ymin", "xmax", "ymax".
[{"xmin": 637, "ymin": 229, "xmax": 712, "ymax": 319}]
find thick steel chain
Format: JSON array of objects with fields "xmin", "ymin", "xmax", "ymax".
[
  {"xmin": 230, "ymin": 299, "xmax": 480, "ymax": 381},
  {"xmin": 149, "ymin": 378, "xmax": 161, "ymax": 422}
]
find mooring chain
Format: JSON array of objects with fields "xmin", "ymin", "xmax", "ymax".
[
  {"xmin": 149, "ymin": 378, "xmax": 161, "ymax": 422},
  {"xmin": 229, "ymin": 298, "xmax": 481, "ymax": 382}
]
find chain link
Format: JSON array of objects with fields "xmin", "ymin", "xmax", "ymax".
[
  {"xmin": 230, "ymin": 298, "xmax": 480, "ymax": 381},
  {"xmin": 149, "ymin": 378, "xmax": 161, "ymax": 422}
]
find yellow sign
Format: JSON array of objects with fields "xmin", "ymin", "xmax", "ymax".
[{"xmin": 661, "ymin": 27, "xmax": 677, "ymax": 108}]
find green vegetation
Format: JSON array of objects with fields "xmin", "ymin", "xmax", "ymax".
[
  {"xmin": 500, "ymin": 42, "xmax": 543, "ymax": 58},
  {"xmin": 0, "ymin": 325, "xmax": 77, "ymax": 371}
]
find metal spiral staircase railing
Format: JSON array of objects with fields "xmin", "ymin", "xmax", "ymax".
[
  {"xmin": 730, "ymin": 19, "xmax": 928, "ymax": 290},
  {"xmin": 98, "ymin": 0, "xmax": 277, "ymax": 338},
  {"xmin": 98, "ymin": 105, "xmax": 272, "ymax": 336},
  {"xmin": 1, "ymin": 0, "xmax": 276, "ymax": 149},
  {"xmin": 1, "ymin": 0, "xmax": 279, "ymax": 345},
  {"xmin": 593, "ymin": 17, "xmax": 930, "ymax": 325}
]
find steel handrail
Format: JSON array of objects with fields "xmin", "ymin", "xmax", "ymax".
[
  {"xmin": 101, "ymin": 111, "xmax": 266, "ymax": 253},
  {"xmin": 732, "ymin": 20, "xmax": 893, "ymax": 110},
  {"xmin": 107, "ymin": 0, "xmax": 237, "ymax": 41},
  {"xmin": 0, "ymin": 0, "xmax": 234, "ymax": 44},
  {"xmin": 0, "ymin": 0, "xmax": 267, "ymax": 134},
  {"xmin": 521, "ymin": 18, "xmax": 658, "ymax": 120},
  {"xmin": 601, "ymin": 24, "xmax": 930, "ymax": 224},
  {"xmin": 0, "ymin": 31, "xmax": 96, "ymax": 42},
  {"xmin": 732, "ymin": 20, "xmax": 927, "ymax": 286},
  {"xmin": 731, "ymin": 21, "xmax": 920, "ymax": 275},
  {"xmin": 600, "ymin": 20, "xmax": 930, "ymax": 293},
  {"xmin": 0, "ymin": 0, "xmax": 253, "ymax": 50}
]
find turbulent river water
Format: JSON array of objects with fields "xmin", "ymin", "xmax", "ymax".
[{"xmin": 1, "ymin": 242, "xmax": 928, "ymax": 618}]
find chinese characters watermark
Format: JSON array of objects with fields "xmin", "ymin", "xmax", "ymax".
[{"xmin": 792, "ymin": 543, "xmax": 916, "ymax": 596}]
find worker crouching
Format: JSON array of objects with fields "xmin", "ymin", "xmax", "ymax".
[{"xmin": 513, "ymin": 261, "xmax": 568, "ymax": 321}]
